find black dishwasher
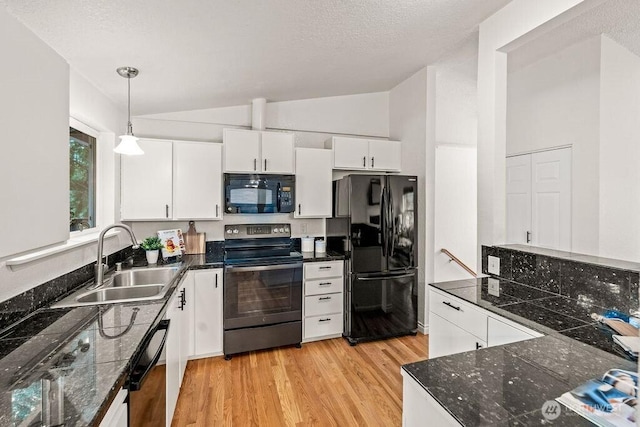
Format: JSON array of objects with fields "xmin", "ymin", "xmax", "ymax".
[{"xmin": 128, "ymin": 319, "xmax": 170, "ymax": 427}]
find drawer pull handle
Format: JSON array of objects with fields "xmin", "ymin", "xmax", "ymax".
[
  {"xmin": 319, "ymin": 282, "xmax": 332, "ymax": 286},
  {"xmin": 319, "ymin": 266, "xmax": 332, "ymax": 270},
  {"xmin": 319, "ymin": 318, "xmax": 331, "ymax": 322},
  {"xmin": 319, "ymin": 296, "xmax": 332, "ymax": 301},
  {"xmin": 476, "ymin": 342, "xmax": 483, "ymax": 350},
  {"xmin": 442, "ymin": 301, "xmax": 461, "ymax": 311}
]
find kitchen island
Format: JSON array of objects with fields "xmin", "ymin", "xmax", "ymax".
[{"xmin": 402, "ymin": 277, "xmax": 637, "ymax": 426}]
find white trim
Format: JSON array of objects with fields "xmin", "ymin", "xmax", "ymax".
[
  {"xmin": 6, "ymin": 230, "xmax": 120, "ymax": 268},
  {"xmin": 506, "ymin": 144, "xmax": 573, "ymax": 158},
  {"xmin": 417, "ymin": 321, "xmax": 428, "ymax": 335}
]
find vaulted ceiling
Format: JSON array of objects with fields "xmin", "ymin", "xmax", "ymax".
[{"xmin": 3, "ymin": 0, "xmax": 510, "ymax": 114}]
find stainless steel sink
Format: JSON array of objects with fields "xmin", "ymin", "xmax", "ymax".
[
  {"xmin": 52, "ymin": 265, "xmax": 182, "ymax": 308},
  {"xmin": 107, "ymin": 266, "xmax": 181, "ymax": 288},
  {"xmin": 76, "ymin": 285, "xmax": 166, "ymax": 304}
]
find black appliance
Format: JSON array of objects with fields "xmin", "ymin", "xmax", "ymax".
[
  {"xmin": 223, "ymin": 223, "xmax": 303, "ymax": 359},
  {"xmin": 327, "ymin": 174, "xmax": 418, "ymax": 345},
  {"xmin": 224, "ymin": 174, "xmax": 295, "ymax": 214},
  {"xmin": 128, "ymin": 319, "xmax": 170, "ymax": 427}
]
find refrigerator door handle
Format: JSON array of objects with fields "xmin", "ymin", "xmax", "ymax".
[
  {"xmin": 355, "ymin": 271, "xmax": 416, "ymax": 281},
  {"xmin": 380, "ymin": 182, "xmax": 386, "ymax": 256}
]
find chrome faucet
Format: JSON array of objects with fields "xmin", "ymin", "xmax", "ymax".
[{"xmin": 94, "ymin": 223, "xmax": 139, "ymax": 288}]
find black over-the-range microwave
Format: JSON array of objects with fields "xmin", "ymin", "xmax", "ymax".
[{"xmin": 224, "ymin": 174, "xmax": 295, "ymax": 214}]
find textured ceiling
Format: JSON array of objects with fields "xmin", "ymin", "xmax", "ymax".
[
  {"xmin": 2, "ymin": 0, "xmax": 509, "ymax": 114},
  {"xmin": 508, "ymin": 0, "xmax": 640, "ymax": 72}
]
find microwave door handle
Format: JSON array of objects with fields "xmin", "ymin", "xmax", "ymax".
[{"xmin": 277, "ymin": 182, "xmax": 282, "ymax": 212}]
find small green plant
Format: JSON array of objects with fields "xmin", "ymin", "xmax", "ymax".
[{"xmin": 140, "ymin": 236, "xmax": 163, "ymax": 251}]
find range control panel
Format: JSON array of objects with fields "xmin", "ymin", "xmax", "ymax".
[{"xmin": 224, "ymin": 223, "xmax": 291, "ymax": 239}]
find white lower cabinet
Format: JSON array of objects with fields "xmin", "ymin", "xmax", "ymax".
[
  {"xmin": 165, "ymin": 278, "xmax": 192, "ymax": 426},
  {"xmin": 427, "ymin": 287, "xmax": 541, "ymax": 358},
  {"xmin": 428, "ymin": 313, "xmax": 486, "ymax": 359},
  {"xmin": 191, "ymin": 269, "xmax": 223, "ymax": 358},
  {"xmin": 303, "ymin": 261, "xmax": 344, "ymax": 342},
  {"xmin": 401, "ymin": 370, "xmax": 461, "ymax": 427},
  {"xmin": 99, "ymin": 388, "xmax": 128, "ymax": 427}
]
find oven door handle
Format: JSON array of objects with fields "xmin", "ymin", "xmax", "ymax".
[
  {"xmin": 224, "ymin": 262, "xmax": 303, "ymax": 272},
  {"xmin": 128, "ymin": 319, "xmax": 170, "ymax": 392}
]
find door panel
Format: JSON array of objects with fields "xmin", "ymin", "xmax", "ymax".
[
  {"xmin": 223, "ymin": 129, "xmax": 260, "ymax": 172},
  {"xmin": 386, "ymin": 176, "xmax": 417, "ymax": 270},
  {"xmin": 261, "ymin": 132, "xmax": 294, "ymax": 173},
  {"xmin": 531, "ymin": 148, "xmax": 571, "ymax": 251},
  {"xmin": 347, "ymin": 272, "xmax": 417, "ymax": 340},
  {"xmin": 349, "ymin": 175, "xmax": 386, "ymax": 273}
]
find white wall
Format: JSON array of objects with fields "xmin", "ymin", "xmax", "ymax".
[
  {"xmin": 598, "ymin": 36, "xmax": 640, "ymax": 261},
  {"xmin": 477, "ymin": 0, "xmax": 597, "ymax": 268},
  {"xmin": 389, "ymin": 67, "xmax": 429, "ymax": 329},
  {"xmin": 507, "ymin": 36, "xmax": 601, "ymax": 255},
  {"xmin": 0, "ymin": 9, "xmax": 129, "ymax": 302},
  {"xmin": 434, "ymin": 146, "xmax": 477, "ymax": 282},
  {"xmin": 0, "ymin": 6, "xmax": 69, "ymax": 258}
]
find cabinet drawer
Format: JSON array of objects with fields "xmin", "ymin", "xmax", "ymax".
[
  {"xmin": 429, "ymin": 290, "xmax": 487, "ymax": 340},
  {"xmin": 305, "ymin": 293, "xmax": 343, "ymax": 317},
  {"xmin": 305, "ymin": 276, "xmax": 343, "ymax": 296},
  {"xmin": 304, "ymin": 261, "xmax": 343, "ymax": 280},
  {"xmin": 304, "ymin": 314, "xmax": 343, "ymax": 339}
]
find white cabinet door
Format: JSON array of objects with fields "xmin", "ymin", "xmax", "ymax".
[
  {"xmin": 295, "ymin": 148, "xmax": 332, "ymax": 218},
  {"xmin": 193, "ymin": 269, "xmax": 223, "ymax": 357},
  {"xmin": 223, "ymin": 129, "xmax": 261, "ymax": 172},
  {"xmin": 99, "ymin": 388, "xmax": 128, "ymax": 427},
  {"xmin": 332, "ymin": 137, "xmax": 369, "ymax": 170},
  {"xmin": 178, "ymin": 281, "xmax": 192, "ymax": 386},
  {"xmin": 428, "ymin": 312, "xmax": 486, "ymax": 359},
  {"xmin": 121, "ymin": 139, "xmax": 173, "ymax": 220},
  {"xmin": 402, "ymin": 371, "xmax": 461, "ymax": 427},
  {"xmin": 173, "ymin": 142, "xmax": 223, "ymax": 220},
  {"xmin": 531, "ymin": 148, "xmax": 571, "ymax": 251},
  {"xmin": 165, "ymin": 291, "xmax": 182, "ymax": 426},
  {"xmin": 369, "ymin": 139, "xmax": 401, "ymax": 171},
  {"xmin": 261, "ymin": 131, "xmax": 295, "ymax": 173},
  {"xmin": 487, "ymin": 317, "xmax": 540, "ymax": 347},
  {"xmin": 506, "ymin": 147, "xmax": 571, "ymax": 251}
]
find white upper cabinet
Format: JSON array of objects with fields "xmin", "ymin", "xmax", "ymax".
[
  {"xmin": 368, "ymin": 139, "xmax": 401, "ymax": 171},
  {"xmin": 121, "ymin": 139, "xmax": 223, "ymax": 221},
  {"xmin": 261, "ymin": 131, "xmax": 295, "ymax": 173},
  {"xmin": 223, "ymin": 129, "xmax": 261, "ymax": 172},
  {"xmin": 173, "ymin": 142, "xmax": 222, "ymax": 220},
  {"xmin": 223, "ymin": 129, "xmax": 294, "ymax": 174},
  {"xmin": 325, "ymin": 136, "xmax": 401, "ymax": 172},
  {"xmin": 295, "ymin": 148, "xmax": 332, "ymax": 218},
  {"xmin": 121, "ymin": 139, "xmax": 174, "ymax": 220}
]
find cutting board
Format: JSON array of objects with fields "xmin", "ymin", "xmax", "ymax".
[
  {"xmin": 184, "ymin": 221, "xmax": 206, "ymax": 254},
  {"xmin": 604, "ymin": 318, "xmax": 639, "ymax": 337}
]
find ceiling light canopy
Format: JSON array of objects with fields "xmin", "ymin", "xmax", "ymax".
[{"xmin": 114, "ymin": 66, "xmax": 144, "ymax": 156}]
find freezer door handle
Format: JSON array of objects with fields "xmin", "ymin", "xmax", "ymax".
[{"xmin": 355, "ymin": 272, "xmax": 416, "ymax": 281}]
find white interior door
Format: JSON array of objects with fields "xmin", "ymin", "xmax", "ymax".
[
  {"xmin": 506, "ymin": 154, "xmax": 532, "ymax": 245},
  {"xmin": 531, "ymin": 148, "xmax": 571, "ymax": 251}
]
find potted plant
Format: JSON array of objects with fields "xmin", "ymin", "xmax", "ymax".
[{"xmin": 140, "ymin": 236, "xmax": 163, "ymax": 265}]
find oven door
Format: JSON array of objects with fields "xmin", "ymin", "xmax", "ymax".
[
  {"xmin": 225, "ymin": 174, "xmax": 279, "ymax": 214},
  {"xmin": 224, "ymin": 262, "xmax": 303, "ymax": 329}
]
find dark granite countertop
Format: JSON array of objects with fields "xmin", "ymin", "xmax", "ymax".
[
  {"xmin": 301, "ymin": 250, "xmax": 345, "ymax": 262},
  {"xmin": 0, "ymin": 255, "xmax": 221, "ymax": 427},
  {"xmin": 403, "ymin": 277, "xmax": 638, "ymax": 425}
]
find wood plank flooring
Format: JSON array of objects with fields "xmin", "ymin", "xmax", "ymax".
[{"xmin": 172, "ymin": 334, "xmax": 428, "ymax": 426}]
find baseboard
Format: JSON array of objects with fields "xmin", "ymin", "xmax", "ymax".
[{"xmin": 417, "ymin": 321, "xmax": 428, "ymax": 335}]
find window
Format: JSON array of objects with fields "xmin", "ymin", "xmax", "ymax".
[{"xmin": 69, "ymin": 127, "xmax": 96, "ymax": 231}]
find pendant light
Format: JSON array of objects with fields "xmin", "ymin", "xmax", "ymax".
[{"xmin": 114, "ymin": 66, "xmax": 144, "ymax": 155}]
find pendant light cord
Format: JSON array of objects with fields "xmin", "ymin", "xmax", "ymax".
[{"xmin": 127, "ymin": 75, "xmax": 133, "ymax": 135}]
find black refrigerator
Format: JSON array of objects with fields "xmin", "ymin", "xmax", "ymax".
[{"xmin": 327, "ymin": 174, "xmax": 418, "ymax": 345}]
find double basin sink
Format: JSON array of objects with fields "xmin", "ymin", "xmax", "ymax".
[{"xmin": 52, "ymin": 265, "xmax": 182, "ymax": 308}]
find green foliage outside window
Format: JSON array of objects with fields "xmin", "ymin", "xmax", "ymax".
[{"xmin": 70, "ymin": 127, "xmax": 96, "ymax": 231}]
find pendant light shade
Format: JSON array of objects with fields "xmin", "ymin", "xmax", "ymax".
[{"xmin": 114, "ymin": 66, "xmax": 144, "ymax": 156}]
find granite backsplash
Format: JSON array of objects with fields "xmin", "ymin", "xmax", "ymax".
[{"xmin": 482, "ymin": 245, "xmax": 640, "ymax": 316}]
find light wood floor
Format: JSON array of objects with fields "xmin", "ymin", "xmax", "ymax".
[{"xmin": 172, "ymin": 334, "xmax": 428, "ymax": 426}]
